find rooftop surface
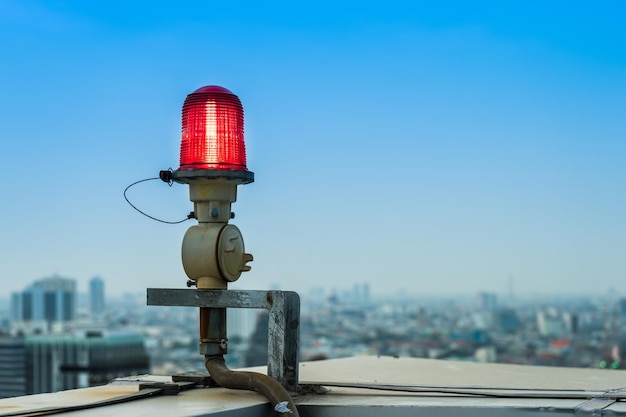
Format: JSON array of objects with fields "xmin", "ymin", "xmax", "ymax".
[{"xmin": 1, "ymin": 356, "xmax": 625, "ymax": 416}]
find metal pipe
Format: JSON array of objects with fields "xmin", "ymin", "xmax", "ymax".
[
  {"xmin": 199, "ymin": 307, "xmax": 228, "ymax": 355},
  {"xmin": 205, "ymin": 355, "xmax": 300, "ymax": 416}
]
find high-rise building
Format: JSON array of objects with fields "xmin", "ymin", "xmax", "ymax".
[
  {"xmin": 477, "ymin": 292, "xmax": 497, "ymax": 311},
  {"xmin": 23, "ymin": 284, "xmax": 45, "ymax": 321},
  {"xmin": 10, "ymin": 276, "xmax": 77, "ymax": 332},
  {"xmin": 0, "ymin": 331, "xmax": 149, "ymax": 398},
  {"xmin": 0, "ymin": 337, "xmax": 27, "ymax": 398},
  {"xmin": 89, "ymin": 276, "xmax": 105, "ymax": 317},
  {"xmin": 9, "ymin": 293, "xmax": 23, "ymax": 322}
]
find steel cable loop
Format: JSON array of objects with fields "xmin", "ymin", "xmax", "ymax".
[{"xmin": 123, "ymin": 177, "xmax": 190, "ymax": 224}]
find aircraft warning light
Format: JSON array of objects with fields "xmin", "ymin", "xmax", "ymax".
[{"xmin": 179, "ymin": 85, "xmax": 248, "ymax": 172}]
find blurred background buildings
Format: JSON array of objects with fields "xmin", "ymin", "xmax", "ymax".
[{"xmin": 1, "ymin": 275, "xmax": 625, "ymax": 399}]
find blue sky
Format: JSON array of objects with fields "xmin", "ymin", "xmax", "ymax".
[{"xmin": 0, "ymin": 1, "xmax": 624, "ymax": 297}]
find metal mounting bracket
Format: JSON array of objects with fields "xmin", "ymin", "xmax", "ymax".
[{"xmin": 147, "ymin": 288, "xmax": 300, "ymax": 392}]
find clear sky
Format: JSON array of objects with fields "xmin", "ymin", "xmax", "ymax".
[{"xmin": 0, "ymin": 0, "xmax": 624, "ymax": 298}]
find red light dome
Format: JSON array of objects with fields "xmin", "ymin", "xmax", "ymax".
[{"xmin": 179, "ymin": 86, "xmax": 248, "ymax": 171}]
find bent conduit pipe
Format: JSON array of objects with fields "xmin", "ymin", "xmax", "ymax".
[{"xmin": 205, "ymin": 355, "xmax": 300, "ymax": 416}]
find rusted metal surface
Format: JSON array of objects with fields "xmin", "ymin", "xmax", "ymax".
[
  {"xmin": 147, "ymin": 288, "xmax": 300, "ymax": 392},
  {"xmin": 199, "ymin": 307, "xmax": 228, "ymax": 355}
]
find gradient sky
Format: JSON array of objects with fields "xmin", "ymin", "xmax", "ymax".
[{"xmin": 0, "ymin": 1, "xmax": 624, "ymax": 297}]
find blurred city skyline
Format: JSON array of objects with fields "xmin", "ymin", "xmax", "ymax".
[
  {"xmin": 0, "ymin": 273, "xmax": 621, "ymax": 302},
  {"xmin": 0, "ymin": 1, "xmax": 624, "ymax": 297}
]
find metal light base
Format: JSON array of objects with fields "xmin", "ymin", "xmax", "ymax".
[
  {"xmin": 160, "ymin": 169, "xmax": 254, "ymax": 185},
  {"xmin": 147, "ymin": 288, "xmax": 300, "ymax": 392}
]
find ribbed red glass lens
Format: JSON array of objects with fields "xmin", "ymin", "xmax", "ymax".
[{"xmin": 179, "ymin": 86, "xmax": 247, "ymax": 171}]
